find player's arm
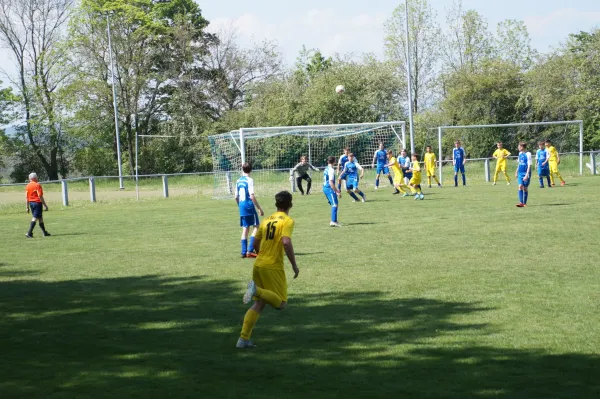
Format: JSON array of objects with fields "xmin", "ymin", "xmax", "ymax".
[
  {"xmin": 328, "ymin": 174, "xmax": 340, "ymax": 195},
  {"xmin": 371, "ymin": 151, "xmax": 377, "ymax": 168},
  {"xmin": 338, "ymin": 165, "xmax": 347, "ymax": 183},
  {"xmin": 253, "ymin": 226, "xmax": 263, "ymax": 253},
  {"xmin": 282, "ymin": 236, "xmax": 299, "ymax": 278},
  {"xmin": 493, "ymin": 150, "xmax": 498, "ymax": 160},
  {"xmin": 337, "ymin": 156, "xmax": 343, "ymax": 174},
  {"xmin": 40, "ymin": 194, "xmax": 48, "ymax": 211},
  {"xmin": 25, "ymin": 190, "xmax": 29, "ymax": 213},
  {"xmin": 309, "ymin": 162, "xmax": 320, "ymax": 172},
  {"xmin": 524, "ymin": 153, "xmax": 532, "ymax": 180},
  {"xmin": 556, "ymin": 150, "xmax": 560, "ymax": 165},
  {"xmin": 462, "ymin": 149, "xmax": 466, "ymax": 165},
  {"xmin": 356, "ymin": 161, "xmax": 364, "ymax": 178},
  {"xmin": 247, "ymin": 179, "xmax": 263, "ymax": 216},
  {"xmin": 452, "ymin": 151, "xmax": 456, "ymax": 165},
  {"xmin": 289, "ymin": 163, "xmax": 300, "ymax": 180},
  {"xmin": 505, "ymin": 150, "xmax": 511, "ymax": 158}
]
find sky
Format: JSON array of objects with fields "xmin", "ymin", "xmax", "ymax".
[{"xmin": 197, "ymin": 0, "xmax": 600, "ymax": 64}]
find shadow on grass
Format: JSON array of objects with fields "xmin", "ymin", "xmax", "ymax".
[
  {"xmin": 0, "ymin": 276, "xmax": 598, "ymax": 398},
  {"xmin": 295, "ymin": 252, "xmax": 325, "ymax": 256},
  {"xmin": 536, "ymin": 203, "xmax": 570, "ymax": 207},
  {"xmin": 49, "ymin": 232, "xmax": 87, "ymax": 237}
]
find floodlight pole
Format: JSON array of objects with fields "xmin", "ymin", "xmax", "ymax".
[
  {"xmin": 107, "ymin": 14, "xmax": 124, "ymax": 189},
  {"xmin": 404, "ymin": 0, "xmax": 416, "ymax": 155}
]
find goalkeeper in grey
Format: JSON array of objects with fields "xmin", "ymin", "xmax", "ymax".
[{"xmin": 290, "ymin": 156, "xmax": 320, "ymax": 195}]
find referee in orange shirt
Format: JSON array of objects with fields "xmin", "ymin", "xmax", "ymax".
[{"xmin": 25, "ymin": 172, "xmax": 51, "ymax": 238}]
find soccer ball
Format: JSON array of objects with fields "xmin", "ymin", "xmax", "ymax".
[{"xmin": 335, "ymin": 85, "xmax": 345, "ymax": 94}]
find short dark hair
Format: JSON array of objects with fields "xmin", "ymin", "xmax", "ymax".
[
  {"xmin": 275, "ymin": 191, "xmax": 293, "ymax": 211},
  {"xmin": 242, "ymin": 163, "xmax": 252, "ymax": 174},
  {"xmin": 538, "ymin": 141, "xmax": 545, "ymax": 145},
  {"xmin": 327, "ymin": 156, "xmax": 336, "ymax": 164},
  {"xmin": 519, "ymin": 142, "xmax": 527, "ymax": 149},
  {"xmin": 545, "ymin": 139, "xmax": 552, "ymax": 144},
  {"xmin": 349, "ymin": 152, "xmax": 355, "ymax": 157},
  {"xmin": 412, "ymin": 153, "xmax": 420, "ymax": 161},
  {"xmin": 426, "ymin": 145, "xmax": 432, "ymax": 149}
]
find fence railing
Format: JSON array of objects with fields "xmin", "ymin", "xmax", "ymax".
[{"xmin": 1, "ymin": 151, "xmax": 598, "ymax": 205}]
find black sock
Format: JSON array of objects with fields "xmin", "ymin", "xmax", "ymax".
[
  {"xmin": 28, "ymin": 221, "xmax": 36, "ymax": 235},
  {"xmin": 39, "ymin": 223, "xmax": 47, "ymax": 233}
]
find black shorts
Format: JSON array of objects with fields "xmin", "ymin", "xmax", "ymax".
[
  {"xmin": 29, "ymin": 202, "xmax": 43, "ymax": 218},
  {"xmin": 297, "ymin": 173, "xmax": 311, "ymax": 181}
]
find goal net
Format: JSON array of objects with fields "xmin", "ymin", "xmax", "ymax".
[
  {"xmin": 435, "ymin": 121, "xmax": 584, "ymax": 184},
  {"xmin": 209, "ymin": 122, "xmax": 406, "ymax": 198}
]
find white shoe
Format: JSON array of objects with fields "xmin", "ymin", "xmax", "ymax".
[
  {"xmin": 361, "ymin": 195, "xmax": 366, "ymax": 202},
  {"xmin": 492, "ymin": 182, "xmax": 496, "ymax": 186},
  {"xmin": 329, "ymin": 222, "xmax": 342, "ymax": 227},
  {"xmin": 414, "ymin": 194, "xmax": 419, "ymax": 200},
  {"xmin": 507, "ymin": 182, "xmax": 511, "ymax": 186},
  {"xmin": 243, "ymin": 281, "xmax": 256, "ymax": 304},
  {"xmin": 374, "ymin": 186, "xmax": 378, "ymax": 190},
  {"xmin": 420, "ymin": 194, "xmax": 425, "ymax": 200},
  {"xmin": 236, "ymin": 338, "xmax": 256, "ymax": 348}
]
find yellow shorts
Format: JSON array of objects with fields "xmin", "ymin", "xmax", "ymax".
[
  {"xmin": 253, "ymin": 266, "xmax": 287, "ymax": 302},
  {"xmin": 495, "ymin": 163, "xmax": 506, "ymax": 172},
  {"xmin": 393, "ymin": 174, "xmax": 404, "ymax": 185},
  {"xmin": 549, "ymin": 162, "xmax": 559, "ymax": 173},
  {"xmin": 426, "ymin": 167, "xmax": 435, "ymax": 177},
  {"xmin": 409, "ymin": 174, "xmax": 421, "ymax": 186}
]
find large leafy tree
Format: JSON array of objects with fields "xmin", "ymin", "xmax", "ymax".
[{"xmin": 66, "ymin": 0, "xmax": 214, "ymax": 175}]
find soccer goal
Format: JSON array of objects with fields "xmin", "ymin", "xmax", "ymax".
[
  {"xmin": 435, "ymin": 121, "xmax": 584, "ymax": 185},
  {"xmin": 208, "ymin": 122, "xmax": 406, "ymax": 198}
]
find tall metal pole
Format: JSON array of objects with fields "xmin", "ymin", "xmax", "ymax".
[
  {"xmin": 107, "ymin": 14, "xmax": 125, "ymax": 189},
  {"xmin": 404, "ymin": 0, "xmax": 416, "ymax": 155}
]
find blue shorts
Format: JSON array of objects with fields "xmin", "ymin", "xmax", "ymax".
[
  {"xmin": 538, "ymin": 167, "xmax": 549, "ymax": 177},
  {"xmin": 346, "ymin": 177, "xmax": 359, "ymax": 190},
  {"xmin": 454, "ymin": 163, "xmax": 465, "ymax": 173},
  {"xmin": 323, "ymin": 188, "xmax": 338, "ymax": 206},
  {"xmin": 404, "ymin": 171, "xmax": 413, "ymax": 179},
  {"xmin": 376, "ymin": 165, "xmax": 389, "ymax": 175},
  {"xmin": 517, "ymin": 174, "xmax": 531, "ymax": 187},
  {"xmin": 240, "ymin": 212, "xmax": 259, "ymax": 228},
  {"xmin": 29, "ymin": 202, "xmax": 43, "ymax": 218}
]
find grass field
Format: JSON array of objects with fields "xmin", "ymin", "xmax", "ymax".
[{"xmin": 1, "ymin": 175, "xmax": 600, "ymax": 398}]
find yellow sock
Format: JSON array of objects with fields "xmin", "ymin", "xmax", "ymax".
[
  {"xmin": 550, "ymin": 174, "xmax": 555, "ymax": 185},
  {"xmin": 410, "ymin": 186, "xmax": 417, "ymax": 194},
  {"xmin": 504, "ymin": 172, "xmax": 510, "ymax": 182},
  {"xmin": 493, "ymin": 171, "xmax": 498, "ymax": 183},
  {"xmin": 256, "ymin": 287, "xmax": 283, "ymax": 309},
  {"xmin": 240, "ymin": 309, "xmax": 259, "ymax": 340},
  {"xmin": 398, "ymin": 185, "xmax": 406, "ymax": 194},
  {"xmin": 427, "ymin": 177, "xmax": 431, "ymax": 186},
  {"xmin": 557, "ymin": 172, "xmax": 564, "ymax": 183},
  {"xmin": 433, "ymin": 176, "xmax": 440, "ymax": 185}
]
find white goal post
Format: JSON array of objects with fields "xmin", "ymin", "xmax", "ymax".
[
  {"xmin": 209, "ymin": 121, "xmax": 407, "ymax": 198},
  {"xmin": 436, "ymin": 120, "xmax": 584, "ymax": 185}
]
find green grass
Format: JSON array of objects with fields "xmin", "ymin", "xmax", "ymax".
[{"xmin": 1, "ymin": 176, "xmax": 600, "ymax": 398}]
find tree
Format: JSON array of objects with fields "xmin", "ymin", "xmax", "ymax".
[
  {"xmin": 384, "ymin": 0, "xmax": 441, "ymax": 113},
  {"xmin": 442, "ymin": 2, "xmax": 494, "ymax": 73},
  {"xmin": 67, "ymin": 0, "xmax": 214, "ymax": 174},
  {"xmin": 0, "ymin": 0, "xmax": 73, "ymax": 180},
  {"xmin": 496, "ymin": 19, "xmax": 535, "ymax": 70}
]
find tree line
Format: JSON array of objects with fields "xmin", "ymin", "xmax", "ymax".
[{"xmin": 0, "ymin": 0, "xmax": 598, "ymax": 182}]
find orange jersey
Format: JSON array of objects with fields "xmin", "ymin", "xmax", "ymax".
[{"xmin": 26, "ymin": 182, "xmax": 44, "ymax": 203}]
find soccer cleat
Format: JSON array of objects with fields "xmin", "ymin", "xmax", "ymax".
[
  {"xmin": 236, "ymin": 338, "xmax": 257, "ymax": 348},
  {"xmin": 243, "ymin": 280, "xmax": 257, "ymax": 304},
  {"xmin": 329, "ymin": 222, "xmax": 342, "ymax": 227},
  {"xmin": 540, "ymin": 186, "xmax": 544, "ymax": 188},
  {"xmin": 438, "ymin": 184, "xmax": 442, "ymax": 187},
  {"xmin": 25, "ymin": 233, "xmax": 33, "ymax": 238},
  {"xmin": 240, "ymin": 253, "xmax": 247, "ymax": 259},
  {"xmin": 43, "ymin": 232, "xmax": 51, "ymax": 237},
  {"xmin": 492, "ymin": 182, "xmax": 496, "ymax": 186},
  {"xmin": 428, "ymin": 185, "xmax": 432, "ymax": 188},
  {"xmin": 561, "ymin": 181, "xmax": 566, "ymax": 186},
  {"xmin": 419, "ymin": 193, "xmax": 425, "ymax": 200},
  {"xmin": 507, "ymin": 182, "xmax": 511, "ymax": 186},
  {"xmin": 393, "ymin": 190, "xmax": 400, "ymax": 195},
  {"xmin": 516, "ymin": 203, "xmax": 525, "ymax": 208},
  {"xmin": 551, "ymin": 184, "xmax": 556, "ymax": 187},
  {"xmin": 246, "ymin": 252, "xmax": 257, "ymax": 258},
  {"xmin": 414, "ymin": 194, "xmax": 419, "ymax": 200},
  {"xmin": 402, "ymin": 193, "xmax": 409, "ymax": 197},
  {"xmin": 374, "ymin": 186, "xmax": 378, "ymax": 190},
  {"xmin": 361, "ymin": 195, "xmax": 366, "ymax": 203}
]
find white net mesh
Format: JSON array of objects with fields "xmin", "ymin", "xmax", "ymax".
[
  {"xmin": 209, "ymin": 122, "xmax": 406, "ymax": 198},
  {"xmin": 436, "ymin": 121, "xmax": 583, "ymax": 184}
]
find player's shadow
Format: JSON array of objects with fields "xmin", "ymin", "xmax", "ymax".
[
  {"xmin": 536, "ymin": 203, "xmax": 570, "ymax": 207},
  {"xmin": 1, "ymin": 276, "xmax": 598, "ymax": 398},
  {"xmin": 49, "ymin": 232, "xmax": 87, "ymax": 236},
  {"xmin": 295, "ymin": 252, "xmax": 325, "ymax": 256},
  {"xmin": 344, "ymin": 222, "xmax": 380, "ymax": 226}
]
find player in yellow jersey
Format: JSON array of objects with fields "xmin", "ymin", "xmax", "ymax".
[
  {"xmin": 384, "ymin": 150, "xmax": 407, "ymax": 195},
  {"xmin": 492, "ymin": 142, "xmax": 511, "ymax": 185},
  {"xmin": 424, "ymin": 146, "xmax": 441, "ymax": 188},
  {"xmin": 237, "ymin": 191, "xmax": 299, "ymax": 348},
  {"xmin": 545, "ymin": 139, "xmax": 565, "ymax": 186},
  {"xmin": 408, "ymin": 153, "xmax": 424, "ymax": 200}
]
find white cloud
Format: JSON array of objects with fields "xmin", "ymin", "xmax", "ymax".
[
  {"xmin": 525, "ymin": 8, "xmax": 600, "ymax": 48},
  {"xmin": 207, "ymin": 9, "xmax": 388, "ymax": 64}
]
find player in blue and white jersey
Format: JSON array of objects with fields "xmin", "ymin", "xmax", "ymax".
[
  {"xmin": 372, "ymin": 143, "xmax": 394, "ymax": 189},
  {"xmin": 399, "ymin": 149, "xmax": 412, "ymax": 186},
  {"xmin": 339, "ymin": 153, "xmax": 366, "ymax": 202},
  {"xmin": 515, "ymin": 142, "xmax": 532, "ymax": 207},
  {"xmin": 536, "ymin": 141, "xmax": 552, "ymax": 188},
  {"xmin": 452, "ymin": 140, "xmax": 467, "ymax": 187},
  {"xmin": 323, "ymin": 156, "xmax": 342, "ymax": 227},
  {"xmin": 337, "ymin": 148, "xmax": 350, "ymax": 193},
  {"xmin": 236, "ymin": 163, "xmax": 264, "ymax": 258}
]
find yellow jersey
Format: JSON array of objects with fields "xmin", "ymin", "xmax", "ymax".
[
  {"xmin": 389, "ymin": 157, "xmax": 403, "ymax": 177},
  {"xmin": 424, "ymin": 153, "xmax": 436, "ymax": 169},
  {"xmin": 254, "ymin": 211, "xmax": 294, "ymax": 270},
  {"xmin": 493, "ymin": 148, "xmax": 511, "ymax": 164},
  {"xmin": 547, "ymin": 146, "xmax": 558, "ymax": 162},
  {"xmin": 411, "ymin": 160, "xmax": 421, "ymax": 177}
]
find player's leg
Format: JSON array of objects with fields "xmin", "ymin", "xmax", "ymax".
[
  {"xmin": 386, "ymin": 168, "xmax": 393, "ymax": 186},
  {"xmin": 296, "ymin": 176, "xmax": 304, "ymax": 195},
  {"xmin": 238, "ymin": 298, "xmax": 265, "ymax": 347},
  {"xmin": 523, "ymin": 180, "xmax": 529, "ymax": 205},
  {"xmin": 433, "ymin": 173, "xmax": 441, "ymax": 186},
  {"xmin": 453, "ymin": 165, "xmax": 459, "ymax": 187},
  {"xmin": 493, "ymin": 166, "xmax": 500, "ymax": 185},
  {"xmin": 555, "ymin": 167, "xmax": 565, "ymax": 185},
  {"xmin": 549, "ymin": 163, "xmax": 556, "ymax": 186},
  {"xmin": 26, "ymin": 202, "xmax": 37, "ymax": 238},
  {"xmin": 305, "ymin": 175, "xmax": 312, "ymax": 194},
  {"xmin": 516, "ymin": 175, "xmax": 525, "ymax": 206},
  {"xmin": 538, "ymin": 169, "xmax": 545, "ymax": 188},
  {"xmin": 240, "ymin": 224, "xmax": 250, "ymax": 257},
  {"xmin": 247, "ymin": 224, "xmax": 259, "ymax": 258},
  {"xmin": 38, "ymin": 214, "xmax": 50, "ymax": 236},
  {"xmin": 354, "ymin": 180, "xmax": 366, "ymax": 201},
  {"xmin": 330, "ymin": 192, "xmax": 340, "ymax": 226},
  {"xmin": 503, "ymin": 167, "xmax": 510, "ymax": 184},
  {"xmin": 346, "ymin": 180, "xmax": 360, "ymax": 201},
  {"xmin": 461, "ymin": 165, "xmax": 466, "ymax": 186},
  {"xmin": 375, "ymin": 168, "xmax": 381, "ymax": 189}
]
